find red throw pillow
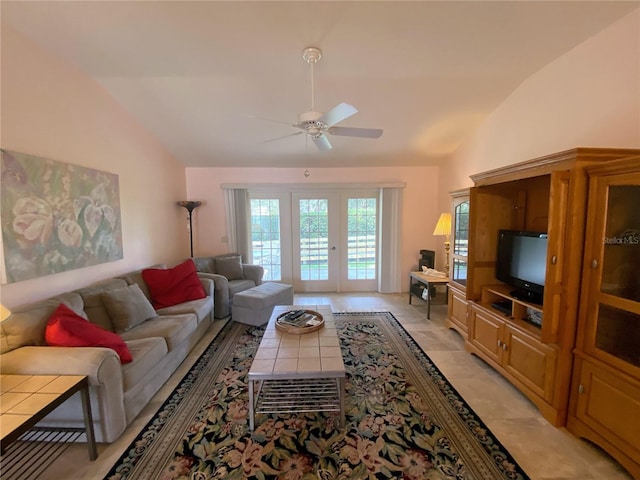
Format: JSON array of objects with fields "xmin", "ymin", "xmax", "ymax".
[
  {"xmin": 142, "ymin": 259, "xmax": 206, "ymax": 309},
  {"xmin": 45, "ymin": 303, "xmax": 133, "ymax": 364}
]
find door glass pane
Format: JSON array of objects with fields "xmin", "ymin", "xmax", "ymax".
[
  {"xmin": 347, "ymin": 198, "xmax": 377, "ymax": 280},
  {"xmin": 601, "ymin": 185, "xmax": 640, "ymax": 302},
  {"xmin": 299, "ymin": 199, "xmax": 328, "ymax": 280},
  {"xmin": 452, "ymin": 259, "xmax": 467, "ymax": 286},
  {"xmin": 250, "ymin": 199, "xmax": 281, "ymax": 281},
  {"xmin": 453, "ymin": 201, "xmax": 469, "ymax": 256},
  {"xmin": 595, "ymin": 304, "xmax": 640, "ymax": 367}
]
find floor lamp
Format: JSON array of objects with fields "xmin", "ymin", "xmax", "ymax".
[
  {"xmin": 433, "ymin": 212, "xmax": 452, "ymax": 275},
  {"xmin": 177, "ymin": 201, "xmax": 202, "ymax": 257}
]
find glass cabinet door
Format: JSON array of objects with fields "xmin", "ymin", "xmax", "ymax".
[
  {"xmin": 585, "ymin": 175, "xmax": 640, "ymax": 371},
  {"xmin": 451, "ymin": 195, "xmax": 469, "ymax": 287}
]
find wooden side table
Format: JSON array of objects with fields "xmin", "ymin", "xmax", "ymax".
[
  {"xmin": 0, "ymin": 374, "xmax": 97, "ymax": 461},
  {"xmin": 409, "ymin": 271, "xmax": 449, "ymax": 319}
]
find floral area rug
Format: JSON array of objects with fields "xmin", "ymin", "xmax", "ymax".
[{"xmin": 105, "ymin": 312, "xmax": 529, "ymax": 480}]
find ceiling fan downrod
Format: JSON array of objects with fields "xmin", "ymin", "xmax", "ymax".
[{"xmin": 302, "ymin": 47, "xmax": 322, "ymax": 112}]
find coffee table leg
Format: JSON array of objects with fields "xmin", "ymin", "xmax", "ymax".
[
  {"xmin": 80, "ymin": 384, "xmax": 97, "ymax": 460},
  {"xmin": 248, "ymin": 378, "xmax": 255, "ymax": 431},
  {"xmin": 338, "ymin": 377, "xmax": 345, "ymax": 428}
]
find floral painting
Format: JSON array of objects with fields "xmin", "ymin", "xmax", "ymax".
[{"xmin": 1, "ymin": 149, "xmax": 123, "ymax": 283}]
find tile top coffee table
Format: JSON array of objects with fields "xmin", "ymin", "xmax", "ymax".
[
  {"xmin": 248, "ymin": 305, "xmax": 346, "ymax": 431},
  {"xmin": 0, "ymin": 374, "xmax": 97, "ymax": 460}
]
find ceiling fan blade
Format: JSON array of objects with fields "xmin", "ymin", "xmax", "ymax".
[
  {"xmin": 318, "ymin": 103, "xmax": 358, "ymax": 128},
  {"xmin": 328, "ymin": 126, "xmax": 383, "ymax": 139},
  {"xmin": 259, "ymin": 131, "xmax": 303, "ymax": 144},
  {"xmin": 313, "ymin": 134, "xmax": 332, "ymax": 151}
]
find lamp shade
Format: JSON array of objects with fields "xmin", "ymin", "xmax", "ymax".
[
  {"xmin": 1, "ymin": 304, "xmax": 12, "ymax": 322},
  {"xmin": 433, "ymin": 212, "xmax": 452, "ymax": 236}
]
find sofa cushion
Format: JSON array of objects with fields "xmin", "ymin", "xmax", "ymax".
[
  {"xmin": 121, "ymin": 337, "xmax": 168, "ymax": 392},
  {"xmin": 45, "ymin": 303, "xmax": 132, "ymax": 363},
  {"xmin": 119, "ymin": 314, "xmax": 197, "ymax": 351},
  {"xmin": 142, "ymin": 259, "xmax": 206, "ymax": 309},
  {"xmin": 77, "ymin": 278, "xmax": 129, "ymax": 331},
  {"xmin": 120, "ymin": 264, "xmax": 166, "ymax": 301},
  {"xmin": 0, "ymin": 293, "xmax": 85, "ymax": 353},
  {"xmin": 192, "ymin": 257, "xmax": 215, "ymax": 274},
  {"xmin": 215, "ymin": 255, "xmax": 244, "ymax": 280},
  {"xmin": 102, "ymin": 284, "xmax": 158, "ymax": 333},
  {"xmin": 156, "ymin": 297, "xmax": 213, "ymax": 323}
]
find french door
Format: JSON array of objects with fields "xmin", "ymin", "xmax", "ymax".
[
  {"xmin": 292, "ymin": 192, "xmax": 340, "ymax": 292},
  {"xmin": 250, "ymin": 189, "xmax": 379, "ymax": 293}
]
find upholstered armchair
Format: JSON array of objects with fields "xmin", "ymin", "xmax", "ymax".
[{"xmin": 192, "ymin": 254, "xmax": 264, "ymax": 318}]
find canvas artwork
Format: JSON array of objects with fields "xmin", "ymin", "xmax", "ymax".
[{"xmin": 1, "ymin": 149, "xmax": 123, "ymax": 283}]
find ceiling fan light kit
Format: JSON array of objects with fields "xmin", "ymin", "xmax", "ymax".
[{"xmin": 260, "ymin": 46, "xmax": 383, "ymax": 151}]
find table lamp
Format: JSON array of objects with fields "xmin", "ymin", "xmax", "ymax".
[{"xmin": 433, "ymin": 212, "xmax": 452, "ymax": 275}]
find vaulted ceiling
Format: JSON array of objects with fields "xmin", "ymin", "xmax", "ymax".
[{"xmin": 2, "ymin": 1, "xmax": 637, "ymax": 167}]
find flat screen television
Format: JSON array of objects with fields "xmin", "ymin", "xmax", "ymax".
[{"xmin": 496, "ymin": 230, "xmax": 548, "ymax": 304}]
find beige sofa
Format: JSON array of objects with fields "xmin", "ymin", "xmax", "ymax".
[
  {"xmin": 0, "ymin": 265, "xmax": 214, "ymax": 443},
  {"xmin": 192, "ymin": 254, "xmax": 264, "ymax": 318}
]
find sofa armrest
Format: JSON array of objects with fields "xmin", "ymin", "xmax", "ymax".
[
  {"xmin": 197, "ymin": 272, "xmax": 230, "ymax": 318},
  {"xmin": 198, "ymin": 277, "xmax": 214, "ymax": 297},
  {"xmin": 1, "ymin": 345, "xmax": 127, "ymax": 441},
  {"xmin": 0, "ymin": 345, "xmax": 123, "ymax": 387},
  {"xmin": 242, "ymin": 264, "xmax": 264, "ymax": 286}
]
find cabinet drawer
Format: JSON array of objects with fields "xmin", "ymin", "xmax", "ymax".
[{"xmin": 575, "ymin": 360, "xmax": 640, "ymax": 460}]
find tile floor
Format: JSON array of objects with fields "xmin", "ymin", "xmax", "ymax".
[{"xmin": 21, "ymin": 293, "xmax": 634, "ymax": 480}]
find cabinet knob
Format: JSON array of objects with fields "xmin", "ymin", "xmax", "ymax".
[
  {"xmin": 578, "ymin": 384, "xmax": 584, "ymax": 394},
  {"xmin": 591, "ymin": 259, "xmax": 598, "ymax": 269},
  {"xmin": 551, "ymin": 255, "xmax": 557, "ymax": 265},
  {"xmin": 497, "ymin": 340, "xmax": 502, "ymax": 347},
  {"xmin": 502, "ymin": 343, "xmax": 508, "ymax": 351}
]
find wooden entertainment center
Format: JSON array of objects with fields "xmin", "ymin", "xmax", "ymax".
[{"xmin": 449, "ymin": 147, "xmax": 640, "ymax": 477}]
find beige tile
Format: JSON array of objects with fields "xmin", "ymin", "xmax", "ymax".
[
  {"xmin": 298, "ymin": 346, "xmax": 320, "ymax": 358},
  {"xmin": 273, "ymin": 358, "xmax": 298, "ymax": 373},
  {"xmin": 320, "ymin": 346, "xmax": 342, "ymax": 358},
  {"xmin": 276, "ymin": 347, "xmax": 299, "ymax": 359},
  {"xmin": 254, "ymin": 347, "xmax": 278, "ymax": 359},
  {"xmin": 279, "ymin": 337, "xmax": 300, "ymax": 348},
  {"xmin": 259, "ymin": 338, "xmax": 281, "ymax": 348},
  {"xmin": 297, "ymin": 358, "xmax": 321, "ymax": 372},
  {"xmin": 249, "ymin": 358, "xmax": 275, "ymax": 373},
  {"xmin": 321, "ymin": 357, "xmax": 345, "ymax": 372}
]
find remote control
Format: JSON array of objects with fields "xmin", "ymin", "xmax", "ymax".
[{"xmin": 287, "ymin": 309, "xmax": 305, "ymax": 319}]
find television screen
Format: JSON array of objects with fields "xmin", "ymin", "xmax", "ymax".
[{"xmin": 496, "ymin": 230, "xmax": 548, "ymax": 302}]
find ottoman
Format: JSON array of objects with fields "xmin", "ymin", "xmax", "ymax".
[{"xmin": 231, "ymin": 282, "xmax": 294, "ymax": 326}]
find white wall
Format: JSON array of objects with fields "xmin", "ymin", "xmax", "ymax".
[
  {"xmin": 0, "ymin": 26, "xmax": 189, "ymax": 308},
  {"xmin": 440, "ymin": 8, "xmax": 640, "ymax": 196}
]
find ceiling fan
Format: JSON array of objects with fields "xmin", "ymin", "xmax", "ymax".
[{"xmin": 261, "ymin": 47, "xmax": 383, "ymax": 151}]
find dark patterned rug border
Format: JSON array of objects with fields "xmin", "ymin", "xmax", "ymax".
[
  {"xmin": 104, "ymin": 312, "xmax": 530, "ymax": 480},
  {"xmin": 333, "ymin": 311, "xmax": 529, "ymax": 480},
  {"xmin": 103, "ymin": 319, "xmax": 239, "ymax": 479}
]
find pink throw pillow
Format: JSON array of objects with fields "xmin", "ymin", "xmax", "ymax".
[
  {"xmin": 45, "ymin": 303, "xmax": 133, "ymax": 363},
  {"xmin": 142, "ymin": 259, "xmax": 206, "ymax": 309}
]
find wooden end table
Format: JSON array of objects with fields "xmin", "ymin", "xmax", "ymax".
[
  {"xmin": 409, "ymin": 271, "xmax": 449, "ymax": 319},
  {"xmin": 0, "ymin": 374, "xmax": 97, "ymax": 461}
]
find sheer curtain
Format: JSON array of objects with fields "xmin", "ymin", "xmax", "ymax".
[
  {"xmin": 223, "ymin": 188, "xmax": 251, "ymax": 261},
  {"xmin": 379, "ymin": 187, "xmax": 403, "ymax": 293}
]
